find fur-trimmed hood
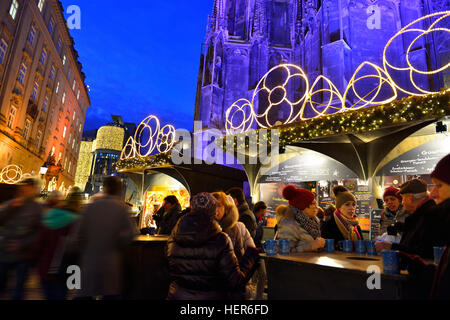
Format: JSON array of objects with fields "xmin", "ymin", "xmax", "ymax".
[{"xmin": 218, "ymin": 204, "xmax": 239, "ymax": 232}]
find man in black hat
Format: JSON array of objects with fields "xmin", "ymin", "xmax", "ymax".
[
  {"xmin": 0, "ymin": 178, "xmax": 43, "ymax": 300},
  {"xmin": 375, "ymin": 178, "xmax": 436, "ymax": 259}
]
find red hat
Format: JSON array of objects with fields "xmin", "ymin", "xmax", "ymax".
[
  {"xmin": 431, "ymin": 153, "xmax": 450, "ymax": 185},
  {"xmin": 282, "ymin": 185, "xmax": 315, "ymax": 211},
  {"xmin": 383, "ymin": 186, "xmax": 402, "ymax": 201}
]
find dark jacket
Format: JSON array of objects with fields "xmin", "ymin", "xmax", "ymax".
[
  {"xmin": 321, "ymin": 215, "xmax": 363, "ymax": 244},
  {"xmin": 36, "ymin": 208, "xmax": 79, "ymax": 281},
  {"xmin": 254, "ymin": 217, "xmax": 266, "ymax": 249},
  {"xmin": 392, "ymin": 199, "xmax": 436, "ymax": 261},
  {"xmin": 429, "ymin": 198, "xmax": 450, "ymax": 248},
  {"xmin": 156, "ymin": 204, "xmax": 182, "ymax": 235},
  {"xmin": 237, "ymin": 202, "xmax": 257, "ymax": 239},
  {"xmin": 166, "ymin": 210, "xmax": 259, "ymax": 300},
  {"xmin": 0, "ymin": 198, "xmax": 43, "ymax": 263}
]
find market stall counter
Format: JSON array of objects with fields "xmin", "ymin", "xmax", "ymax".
[
  {"xmin": 122, "ymin": 235, "xmax": 170, "ymax": 300},
  {"xmin": 262, "ymin": 252, "xmax": 410, "ymax": 300}
]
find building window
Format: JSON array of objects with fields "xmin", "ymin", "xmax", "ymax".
[
  {"xmin": 68, "ymin": 161, "xmax": 71, "ymax": 174},
  {"xmin": 7, "ymin": 106, "xmax": 17, "ymax": 129},
  {"xmin": 72, "ymin": 138, "xmax": 75, "ymax": 149},
  {"xmin": 23, "ymin": 119, "xmax": 31, "ymax": 140},
  {"xmin": 36, "ymin": 130, "xmax": 42, "ymax": 149},
  {"xmin": 57, "ymin": 38, "xmax": 62, "ymax": 54},
  {"xmin": 55, "ymin": 81, "xmax": 60, "ymax": 93},
  {"xmin": 0, "ymin": 39, "xmax": 7, "ymax": 64},
  {"xmin": 79, "ymin": 123, "xmax": 82, "ymax": 133},
  {"xmin": 72, "ymin": 80, "xmax": 76, "ymax": 91},
  {"xmin": 51, "ymin": 146, "xmax": 55, "ymax": 156},
  {"xmin": 9, "ymin": 0, "xmax": 19, "ymax": 20},
  {"xmin": 62, "ymin": 92, "xmax": 66, "ymax": 104},
  {"xmin": 40, "ymin": 48, "xmax": 47, "ymax": 65},
  {"xmin": 50, "ymin": 65, "xmax": 55, "ymax": 81},
  {"xmin": 37, "ymin": 0, "xmax": 45, "ymax": 12},
  {"xmin": 77, "ymin": 90, "xmax": 80, "ymax": 100},
  {"xmin": 63, "ymin": 126, "xmax": 67, "ymax": 138},
  {"xmin": 48, "ymin": 17, "xmax": 55, "ymax": 34},
  {"xmin": 28, "ymin": 25, "xmax": 36, "ymax": 46},
  {"xmin": 68, "ymin": 133, "xmax": 72, "ymax": 145},
  {"xmin": 67, "ymin": 69, "xmax": 71, "ymax": 81},
  {"xmin": 57, "ymin": 152, "xmax": 62, "ymax": 163},
  {"xmin": 73, "ymin": 111, "xmax": 76, "ymax": 121},
  {"xmin": 62, "ymin": 54, "xmax": 66, "ymax": 65},
  {"xmin": 42, "ymin": 96, "xmax": 49, "ymax": 112},
  {"xmin": 64, "ymin": 157, "xmax": 67, "ymax": 169},
  {"xmin": 18, "ymin": 63, "xmax": 27, "ymax": 85},
  {"xmin": 32, "ymin": 82, "xmax": 39, "ymax": 100}
]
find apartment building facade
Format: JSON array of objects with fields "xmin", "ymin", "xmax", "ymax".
[{"xmin": 0, "ymin": 0, "xmax": 90, "ymax": 191}]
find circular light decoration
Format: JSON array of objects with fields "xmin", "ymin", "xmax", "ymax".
[
  {"xmin": 0, "ymin": 165, "xmax": 23, "ymax": 184},
  {"xmin": 383, "ymin": 11, "xmax": 450, "ymax": 96},
  {"xmin": 252, "ymin": 64, "xmax": 309, "ymax": 128},
  {"xmin": 225, "ymin": 99, "xmax": 255, "ymax": 134},
  {"xmin": 120, "ymin": 115, "xmax": 177, "ymax": 160},
  {"xmin": 157, "ymin": 124, "xmax": 176, "ymax": 153}
]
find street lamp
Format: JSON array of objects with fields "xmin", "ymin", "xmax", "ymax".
[
  {"xmin": 40, "ymin": 165, "xmax": 48, "ymax": 192},
  {"xmin": 39, "ymin": 166, "xmax": 48, "ymax": 176}
]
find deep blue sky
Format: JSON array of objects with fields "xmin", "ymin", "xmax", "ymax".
[{"xmin": 60, "ymin": 0, "xmax": 213, "ymax": 131}]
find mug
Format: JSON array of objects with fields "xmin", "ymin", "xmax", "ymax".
[
  {"xmin": 324, "ymin": 239, "xmax": 335, "ymax": 253},
  {"xmin": 339, "ymin": 240, "xmax": 353, "ymax": 253},
  {"xmin": 382, "ymin": 250, "xmax": 400, "ymax": 274},
  {"xmin": 355, "ymin": 240, "xmax": 366, "ymax": 254},
  {"xmin": 434, "ymin": 247, "xmax": 445, "ymax": 265},
  {"xmin": 263, "ymin": 240, "xmax": 278, "ymax": 255},
  {"xmin": 279, "ymin": 239, "xmax": 290, "ymax": 255},
  {"xmin": 365, "ymin": 240, "xmax": 377, "ymax": 256}
]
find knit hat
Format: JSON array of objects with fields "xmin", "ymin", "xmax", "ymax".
[
  {"xmin": 430, "ymin": 153, "xmax": 450, "ymax": 185},
  {"xmin": 333, "ymin": 185, "xmax": 357, "ymax": 210},
  {"xmin": 383, "ymin": 186, "xmax": 402, "ymax": 201},
  {"xmin": 282, "ymin": 185, "xmax": 315, "ymax": 211},
  {"xmin": 397, "ymin": 178, "xmax": 427, "ymax": 195},
  {"xmin": 191, "ymin": 192, "xmax": 218, "ymax": 216}
]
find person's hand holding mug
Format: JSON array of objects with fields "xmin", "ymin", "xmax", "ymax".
[
  {"xmin": 312, "ymin": 237, "xmax": 326, "ymax": 251},
  {"xmin": 375, "ymin": 241, "xmax": 392, "ymax": 253}
]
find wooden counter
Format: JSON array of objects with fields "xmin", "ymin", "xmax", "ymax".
[
  {"xmin": 122, "ymin": 235, "xmax": 170, "ymax": 300},
  {"xmin": 262, "ymin": 252, "xmax": 410, "ymax": 300}
]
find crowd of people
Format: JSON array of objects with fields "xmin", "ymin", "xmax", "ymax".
[{"xmin": 0, "ymin": 153, "xmax": 449, "ymax": 300}]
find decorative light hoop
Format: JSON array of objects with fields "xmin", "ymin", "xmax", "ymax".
[
  {"xmin": 0, "ymin": 165, "xmax": 23, "ymax": 184},
  {"xmin": 136, "ymin": 115, "xmax": 160, "ymax": 157},
  {"xmin": 225, "ymin": 99, "xmax": 255, "ymax": 134},
  {"xmin": 157, "ymin": 125, "xmax": 176, "ymax": 153},
  {"xmin": 306, "ymin": 75, "xmax": 344, "ymax": 116},
  {"xmin": 120, "ymin": 136, "xmax": 136, "ymax": 160}
]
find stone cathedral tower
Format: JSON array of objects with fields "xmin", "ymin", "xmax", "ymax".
[{"xmin": 194, "ymin": 0, "xmax": 449, "ymax": 132}]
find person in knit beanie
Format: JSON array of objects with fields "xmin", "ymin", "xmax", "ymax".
[
  {"xmin": 321, "ymin": 185, "xmax": 363, "ymax": 243},
  {"xmin": 430, "ymin": 153, "xmax": 450, "ymax": 206},
  {"xmin": 276, "ymin": 185, "xmax": 325, "ymax": 252},
  {"xmin": 379, "ymin": 186, "xmax": 409, "ymax": 235}
]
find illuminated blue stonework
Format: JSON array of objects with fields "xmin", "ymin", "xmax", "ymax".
[{"xmin": 194, "ymin": 0, "xmax": 449, "ymax": 132}]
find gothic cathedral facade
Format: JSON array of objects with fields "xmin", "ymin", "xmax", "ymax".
[{"xmin": 194, "ymin": 0, "xmax": 449, "ymax": 132}]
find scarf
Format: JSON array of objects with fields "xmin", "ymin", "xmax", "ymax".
[
  {"xmin": 334, "ymin": 210, "xmax": 361, "ymax": 241},
  {"xmin": 292, "ymin": 205, "xmax": 321, "ymax": 239}
]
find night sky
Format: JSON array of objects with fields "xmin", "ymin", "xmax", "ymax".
[{"xmin": 60, "ymin": 1, "xmax": 213, "ymax": 132}]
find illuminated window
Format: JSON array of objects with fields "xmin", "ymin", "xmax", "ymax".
[
  {"xmin": 79, "ymin": 123, "xmax": 82, "ymax": 132},
  {"xmin": 64, "ymin": 157, "xmax": 67, "ymax": 169},
  {"xmin": 68, "ymin": 133, "xmax": 72, "ymax": 145},
  {"xmin": 62, "ymin": 92, "xmax": 66, "ymax": 104},
  {"xmin": 68, "ymin": 161, "xmax": 71, "ymax": 173},
  {"xmin": 28, "ymin": 25, "xmax": 36, "ymax": 46},
  {"xmin": 57, "ymin": 152, "xmax": 62, "ymax": 163},
  {"xmin": 7, "ymin": 106, "xmax": 17, "ymax": 129},
  {"xmin": 63, "ymin": 126, "xmax": 67, "ymax": 138},
  {"xmin": 42, "ymin": 96, "xmax": 49, "ymax": 112},
  {"xmin": 72, "ymin": 138, "xmax": 75, "ymax": 149},
  {"xmin": 37, "ymin": 0, "xmax": 45, "ymax": 12},
  {"xmin": 72, "ymin": 80, "xmax": 76, "ymax": 91},
  {"xmin": 73, "ymin": 111, "xmax": 76, "ymax": 121},
  {"xmin": 55, "ymin": 81, "xmax": 60, "ymax": 93},
  {"xmin": 23, "ymin": 119, "xmax": 31, "ymax": 140},
  {"xmin": 0, "ymin": 39, "xmax": 7, "ymax": 64},
  {"xmin": 77, "ymin": 90, "xmax": 80, "ymax": 100},
  {"xmin": 9, "ymin": 0, "xmax": 19, "ymax": 20},
  {"xmin": 40, "ymin": 48, "xmax": 47, "ymax": 65},
  {"xmin": 36, "ymin": 130, "xmax": 42, "ymax": 149},
  {"xmin": 18, "ymin": 63, "xmax": 27, "ymax": 85},
  {"xmin": 62, "ymin": 55, "xmax": 66, "ymax": 65},
  {"xmin": 48, "ymin": 17, "xmax": 55, "ymax": 34},
  {"xmin": 32, "ymin": 82, "xmax": 39, "ymax": 100},
  {"xmin": 50, "ymin": 65, "xmax": 55, "ymax": 80},
  {"xmin": 51, "ymin": 146, "xmax": 55, "ymax": 156}
]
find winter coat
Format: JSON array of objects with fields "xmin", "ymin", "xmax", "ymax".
[
  {"xmin": 321, "ymin": 215, "xmax": 363, "ymax": 244},
  {"xmin": 379, "ymin": 205, "xmax": 408, "ymax": 235},
  {"xmin": 74, "ymin": 195, "xmax": 137, "ymax": 297},
  {"xmin": 391, "ymin": 198, "xmax": 436, "ymax": 262},
  {"xmin": 218, "ymin": 204, "xmax": 255, "ymax": 261},
  {"xmin": 36, "ymin": 208, "xmax": 79, "ymax": 281},
  {"xmin": 237, "ymin": 202, "xmax": 257, "ymax": 239},
  {"xmin": 166, "ymin": 210, "xmax": 260, "ymax": 300},
  {"xmin": 254, "ymin": 217, "xmax": 266, "ymax": 249},
  {"xmin": 429, "ymin": 198, "xmax": 450, "ymax": 248},
  {"xmin": 0, "ymin": 198, "xmax": 43, "ymax": 263},
  {"xmin": 156, "ymin": 204, "xmax": 182, "ymax": 235},
  {"xmin": 276, "ymin": 216, "xmax": 318, "ymax": 253}
]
